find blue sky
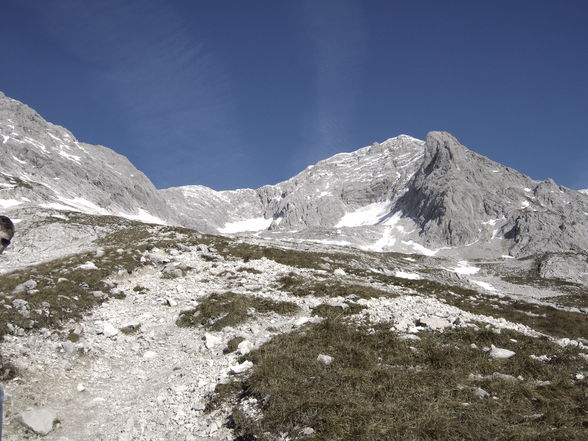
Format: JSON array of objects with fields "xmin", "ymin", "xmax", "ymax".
[{"xmin": 1, "ymin": 0, "xmax": 587, "ymax": 190}]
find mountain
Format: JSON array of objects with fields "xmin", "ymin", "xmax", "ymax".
[
  {"xmin": 1, "ymin": 91, "xmax": 587, "ymax": 258},
  {"xmin": 162, "ymin": 134, "xmax": 425, "ymax": 232},
  {"xmin": 0, "ymin": 91, "xmax": 175, "ymax": 225}
]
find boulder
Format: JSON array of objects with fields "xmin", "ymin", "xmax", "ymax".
[{"xmin": 17, "ymin": 407, "xmax": 58, "ymax": 435}]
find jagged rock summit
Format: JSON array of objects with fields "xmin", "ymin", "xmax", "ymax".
[{"xmin": 1, "ymin": 91, "xmax": 587, "ymax": 258}]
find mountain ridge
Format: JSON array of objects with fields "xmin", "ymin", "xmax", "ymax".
[{"xmin": 1, "ymin": 91, "xmax": 587, "ymax": 258}]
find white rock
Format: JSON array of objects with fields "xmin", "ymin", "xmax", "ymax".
[
  {"xmin": 530, "ymin": 354, "xmax": 551, "ymax": 363},
  {"xmin": 489, "ymin": 345, "xmax": 516, "ymax": 359},
  {"xmin": 103, "ymin": 322, "xmax": 119, "ymax": 338},
  {"xmin": 77, "ymin": 261, "xmax": 98, "ymax": 270},
  {"xmin": 334, "ymin": 268, "xmax": 346, "ymax": 276},
  {"xmin": 61, "ymin": 341, "xmax": 75, "ymax": 354},
  {"xmin": 229, "ymin": 360, "xmax": 253, "ymax": 374},
  {"xmin": 143, "ymin": 351, "xmax": 157, "ymax": 360},
  {"xmin": 398, "ymin": 334, "xmax": 421, "ymax": 341},
  {"xmin": 12, "ymin": 279, "xmax": 37, "ymax": 294},
  {"xmin": 76, "ymin": 383, "xmax": 86, "ymax": 392},
  {"xmin": 301, "ymin": 427, "xmax": 315, "ymax": 436},
  {"xmin": 204, "ymin": 332, "xmax": 221, "ymax": 349},
  {"xmin": 317, "ymin": 354, "xmax": 334, "ymax": 365},
  {"xmin": 237, "ymin": 339, "xmax": 254, "ymax": 355},
  {"xmin": 294, "ymin": 317, "xmax": 311, "ymax": 327},
  {"xmin": 418, "ymin": 316, "xmax": 452, "ymax": 330},
  {"xmin": 17, "ymin": 407, "xmax": 59, "ymax": 435},
  {"xmin": 473, "ymin": 387, "xmax": 490, "ymax": 399},
  {"xmin": 196, "ymin": 244, "xmax": 210, "ymax": 253},
  {"xmin": 95, "ymin": 248, "xmax": 105, "ymax": 257}
]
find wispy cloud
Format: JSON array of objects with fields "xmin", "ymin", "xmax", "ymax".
[
  {"xmin": 27, "ymin": 0, "xmax": 243, "ymax": 188},
  {"xmin": 297, "ymin": 0, "xmax": 367, "ymax": 163}
]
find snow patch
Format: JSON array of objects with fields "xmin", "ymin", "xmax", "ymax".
[
  {"xmin": 472, "ymin": 281, "xmax": 497, "ymax": 292},
  {"xmin": 452, "ymin": 261, "xmax": 480, "ymax": 275},
  {"xmin": 401, "ymin": 240, "xmax": 439, "ymax": 256},
  {"xmin": 335, "ymin": 200, "xmax": 391, "ymax": 228},
  {"xmin": 219, "ymin": 217, "xmax": 273, "ymax": 234},
  {"xmin": 41, "ymin": 196, "xmax": 109, "ymax": 216},
  {"xmin": 58, "ymin": 150, "xmax": 82, "ymax": 163},
  {"xmin": 0, "ymin": 199, "xmax": 22, "ymax": 209},
  {"xmin": 394, "ymin": 271, "xmax": 421, "ymax": 280},
  {"xmin": 119, "ymin": 209, "xmax": 166, "ymax": 225}
]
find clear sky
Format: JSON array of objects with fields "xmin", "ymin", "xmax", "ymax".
[{"xmin": 1, "ymin": 0, "xmax": 587, "ymax": 190}]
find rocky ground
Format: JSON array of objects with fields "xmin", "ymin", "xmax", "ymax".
[{"xmin": 0, "ymin": 212, "xmax": 586, "ymax": 440}]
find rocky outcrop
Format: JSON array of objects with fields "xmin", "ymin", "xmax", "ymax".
[
  {"xmin": 539, "ymin": 253, "xmax": 588, "ymax": 285},
  {"xmin": 396, "ymin": 132, "xmax": 588, "ymax": 256}
]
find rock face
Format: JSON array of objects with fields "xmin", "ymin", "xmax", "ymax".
[
  {"xmin": 539, "ymin": 253, "xmax": 588, "ymax": 285},
  {"xmin": 0, "ymin": 91, "xmax": 174, "ymax": 225},
  {"xmin": 395, "ymin": 132, "xmax": 588, "ymax": 256},
  {"xmin": 1, "ymin": 92, "xmax": 587, "ymax": 258}
]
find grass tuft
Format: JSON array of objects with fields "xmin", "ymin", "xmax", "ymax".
[{"xmin": 176, "ymin": 292, "xmax": 299, "ymax": 331}]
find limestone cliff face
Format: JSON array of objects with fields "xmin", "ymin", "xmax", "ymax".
[
  {"xmin": 0, "ymin": 91, "xmax": 174, "ymax": 224},
  {"xmin": 396, "ymin": 132, "xmax": 588, "ymax": 255}
]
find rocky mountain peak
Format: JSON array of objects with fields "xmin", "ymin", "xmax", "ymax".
[{"xmin": 1, "ymin": 92, "xmax": 586, "ymax": 258}]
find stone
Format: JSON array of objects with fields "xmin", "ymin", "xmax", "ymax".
[
  {"xmin": 237, "ymin": 340, "xmax": 254, "ymax": 355},
  {"xmin": 317, "ymin": 354, "xmax": 334, "ymax": 365},
  {"xmin": 473, "ymin": 387, "xmax": 490, "ymax": 399},
  {"xmin": 333, "ymin": 268, "xmax": 346, "ymax": 276},
  {"xmin": 229, "ymin": 360, "xmax": 253, "ymax": 374},
  {"xmin": 165, "ymin": 297, "xmax": 178, "ymax": 307},
  {"xmin": 120, "ymin": 320, "xmax": 141, "ymax": 334},
  {"xmin": 17, "ymin": 407, "xmax": 59, "ymax": 435},
  {"xmin": 416, "ymin": 316, "xmax": 452, "ymax": 330},
  {"xmin": 12, "ymin": 279, "xmax": 37, "ymax": 294},
  {"xmin": 143, "ymin": 351, "xmax": 157, "ymax": 360},
  {"xmin": 77, "ymin": 383, "xmax": 86, "ymax": 392},
  {"xmin": 489, "ymin": 345, "xmax": 516, "ymax": 359},
  {"xmin": 301, "ymin": 427, "xmax": 315, "ymax": 436},
  {"xmin": 204, "ymin": 333, "xmax": 221, "ymax": 349},
  {"xmin": 196, "ymin": 244, "xmax": 210, "ymax": 253},
  {"xmin": 61, "ymin": 341, "xmax": 75, "ymax": 354},
  {"xmin": 102, "ymin": 322, "xmax": 119, "ymax": 338}
]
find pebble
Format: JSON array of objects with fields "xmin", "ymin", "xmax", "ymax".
[
  {"xmin": 317, "ymin": 354, "xmax": 334, "ymax": 365},
  {"xmin": 204, "ymin": 333, "xmax": 222, "ymax": 349},
  {"xmin": 143, "ymin": 351, "xmax": 158, "ymax": 360},
  {"xmin": 103, "ymin": 322, "xmax": 119, "ymax": 338},
  {"xmin": 473, "ymin": 387, "xmax": 490, "ymax": 399}
]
